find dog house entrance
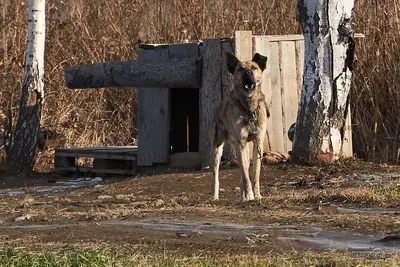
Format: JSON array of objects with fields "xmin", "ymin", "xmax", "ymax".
[{"xmin": 170, "ymin": 88, "xmax": 199, "ymax": 153}]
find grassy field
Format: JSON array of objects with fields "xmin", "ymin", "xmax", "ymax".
[
  {"xmin": 1, "ymin": 246, "xmax": 399, "ymax": 267},
  {"xmin": 0, "ymin": 161, "xmax": 399, "ymax": 266}
]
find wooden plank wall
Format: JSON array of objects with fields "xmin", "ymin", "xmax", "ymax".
[
  {"xmin": 199, "ymin": 39, "xmax": 223, "ymax": 167},
  {"xmin": 220, "ymin": 39, "xmax": 235, "ymax": 160},
  {"xmin": 137, "ymin": 43, "xmax": 201, "ymax": 166},
  {"xmin": 137, "ymin": 32, "xmax": 353, "ymax": 167},
  {"xmin": 253, "ymin": 35, "xmax": 303, "ymax": 153},
  {"xmin": 137, "ymin": 45, "xmax": 170, "ymax": 166},
  {"xmin": 252, "ymin": 33, "xmax": 352, "ymax": 155}
]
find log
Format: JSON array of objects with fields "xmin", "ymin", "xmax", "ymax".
[{"xmin": 65, "ymin": 58, "xmax": 202, "ymax": 89}]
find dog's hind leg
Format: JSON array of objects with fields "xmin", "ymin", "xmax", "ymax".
[
  {"xmin": 236, "ymin": 144, "xmax": 254, "ymax": 201},
  {"xmin": 211, "ymin": 125, "xmax": 225, "ymax": 200},
  {"xmin": 212, "ymin": 142, "xmax": 224, "ymax": 200}
]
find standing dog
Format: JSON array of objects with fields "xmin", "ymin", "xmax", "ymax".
[{"xmin": 212, "ymin": 52, "xmax": 269, "ymax": 201}]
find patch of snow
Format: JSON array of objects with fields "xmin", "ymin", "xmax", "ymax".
[{"xmin": 55, "ymin": 177, "xmax": 102, "ymax": 186}]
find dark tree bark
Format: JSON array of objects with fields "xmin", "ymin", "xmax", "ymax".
[
  {"xmin": 6, "ymin": 0, "xmax": 46, "ymax": 172},
  {"xmin": 292, "ymin": 0, "xmax": 355, "ymax": 163}
]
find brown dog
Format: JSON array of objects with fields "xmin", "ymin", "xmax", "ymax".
[{"xmin": 212, "ymin": 52, "xmax": 268, "ymax": 201}]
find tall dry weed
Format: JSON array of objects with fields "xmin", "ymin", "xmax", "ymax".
[{"xmin": 0, "ymin": 0, "xmax": 398, "ymax": 166}]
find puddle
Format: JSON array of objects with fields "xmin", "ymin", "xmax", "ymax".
[
  {"xmin": 114, "ymin": 221, "xmax": 300, "ymax": 238},
  {"xmin": 280, "ymin": 228, "xmax": 400, "ymax": 254},
  {"xmin": 108, "ymin": 220, "xmax": 400, "ymax": 254},
  {"xmin": 1, "ymin": 219, "xmax": 399, "ymax": 254},
  {"xmin": 55, "ymin": 177, "xmax": 102, "ymax": 186},
  {"xmin": 4, "ymin": 187, "xmax": 81, "ymax": 197},
  {"xmin": 338, "ymin": 208, "xmax": 400, "ymax": 215},
  {"xmin": 117, "ymin": 221, "xmax": 253, "ymax": 237},
  {"xmin": 0, "ymin": 225, "xmax": 57, "ymax": 230},
  {"xmin": 1, "ymin": 177, "xmax": 103, "ymax": 197},
  {"xmin": 6, "ymin": 191, "xmax": 26, "ymax": 196}
]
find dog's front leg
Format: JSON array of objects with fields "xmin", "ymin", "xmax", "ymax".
[
  {"xmin": 251, "ymin": 136, "xmax": 264, "ymax": 200},
  {"xmin": 236, "ymin": 143, "xmax": 254, "ymax": 201}
]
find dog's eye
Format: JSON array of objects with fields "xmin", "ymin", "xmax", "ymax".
[{"xmin": 251, "ymin": 66, "xmax": 258, "ymax": 71}]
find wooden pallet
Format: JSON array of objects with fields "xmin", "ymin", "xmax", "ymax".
[{"xmin": 54, "ymin": 146, "xmax": 137, "ymax": 175}]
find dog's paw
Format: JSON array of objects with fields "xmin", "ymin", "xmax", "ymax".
[{"xmin": 242, "ymin": 194, "xmax": 255, "ymax": 202}]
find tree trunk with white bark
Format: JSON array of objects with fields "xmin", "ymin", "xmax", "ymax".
[
  {"xmin": 6, "ymin": 0, "xmax": 46, "ymax": 172},
  {"xmin": 292, "ymin": 0, "xmax": 355, "ymax": 163}
]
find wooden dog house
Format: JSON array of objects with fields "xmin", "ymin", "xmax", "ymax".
[{"xmin": 55, "ymin": 31, "xmax": 353, "ymax": 174}]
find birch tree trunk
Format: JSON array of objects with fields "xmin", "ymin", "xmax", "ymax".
[
  {"xmin": 292, "ymin": 0, "xmax": 355, "ymax": 163},
  {"xmin": 6, "ymin": 0, "xmax": 46, "ymax": 172}
]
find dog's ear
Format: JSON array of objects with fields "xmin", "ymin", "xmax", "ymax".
[
  {"xmin": 252, "ymin": 53, "xmax": 268, "ymax": 72},
  {"xmin": 224, "ymin": 52, "xmax": 241, "ymax": 75}
]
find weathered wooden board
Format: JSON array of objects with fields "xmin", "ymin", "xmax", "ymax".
[
  {"xmin": 235, "ymin": 30, "xmax": 253, "ymax": 61},
  {"xmin": 199, "ymin": 39, "xmax": 222, "ymax": 167},
  {"xmin": 235, "ymin": 31, "xmax": 254, "ymax": 158},
  {"xmin": 280, "ymin": 41, "xmax": 299, "ymax": 152},
  {"xmin": 221, "ymin": 39, "xmax": 235, "ymax": 160},
  {"xmin": 254, "ymin": 36, "xmax": 272, "ymax": 152},
  {"xmin": 137, "ymin": 46, "xmax": 170, "ymax": 166},
  {"xmin": 257, "ymin": 34, "xmax": 365, "ymax": 42},
  {"xmin": 221, "ymin": 39, "xmax": 234, "ymax": 99},
  {"xmin": 55, "ymin": 166, "xmax": 136, "ymax": 175},
  {"xmin": 268, "ymin": 41, "xmax": 285, "ymax": 153},
  {"xmin": 54, "ymin": 146, "xmax": 137, "ymax": 175},
  {"xmin": 169, "ymin": 43, "xmax": 200, "ymax": 59}
]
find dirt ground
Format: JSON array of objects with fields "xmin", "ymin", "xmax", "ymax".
[{"xmin": 1, "ymin": 159, "xmax": 400, "ymax": 258}]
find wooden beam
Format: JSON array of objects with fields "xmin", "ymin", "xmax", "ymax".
[
  {"xmin": 65, "ymin": 58, "xmax": 201, "ymax": 89},
  {"xmin": 199, "ymin": 39, "xmax": 222, "ymax": 168},
  {"xmin": 280, "ymin": 41, "xmax": 299, "ymax": 152},
  {"xmin": 254, "ymin": 33, "xmax": 365, "ymax": 42},
  {"xmin": 234, "ymin": 30, "xmax": 254, "ymax": 159},
  {"xmin": 254, "ymin": 36, "xmax": 272, "ymax": 152},
  {"xmin": 137, "ymin": 47, "xmax": 170, "ymax": 166},
  {"xmin": 234, "ymin": 30, "xmax": 253, "ymax": 61}
]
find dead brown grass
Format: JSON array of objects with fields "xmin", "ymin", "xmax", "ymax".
[{"xmin": 0, "ymin": 0, "xmax": 399, "ymax": 167}]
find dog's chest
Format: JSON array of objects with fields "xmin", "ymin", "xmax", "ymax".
[{"xmin": 239, "ymin": 114, "xmax": 259, "ymax": 142}]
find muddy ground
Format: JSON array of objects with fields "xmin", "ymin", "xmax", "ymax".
[{"xmin": 1, "ymin": 159, "xmax": 400, "ymax": 258}]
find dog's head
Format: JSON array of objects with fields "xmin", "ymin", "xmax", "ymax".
[{"xmin": 224, "ymin": 52, "xmax": 267, "ymax": 97}]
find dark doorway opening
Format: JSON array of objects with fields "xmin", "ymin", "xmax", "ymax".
[{"xmin": 170, "ymin": 88, "xmax": 199, "ymax": 153}]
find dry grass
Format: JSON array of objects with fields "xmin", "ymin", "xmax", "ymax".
[
  {"xmin": 1, "ymin": 245, "xmax": 399, "ymax": 267},
  {"xmin": 0, "ymin": 0, "xmax": 399, "ymax": 167},
  {"xmin": 267, "ymin": 184, "xmax": 400, "ymax": 206},
  {"xmin": 352, "ymin": 0, "xmax": 400, "ymax": 163}
]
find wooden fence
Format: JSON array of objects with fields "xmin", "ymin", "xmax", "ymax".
[
  {"xmin": 200, "ymin": 31, "xmax": 352, "ymax": 166},
  {"xmin": 253, "ymin": 33, "xmax": 352, "ymax": 156},
  {"xmin": 60, "ymin": 31, "xmax": 354, "ymax": 171},
  {"xmin": 136, "ymin": 31, "xmax": 353, "ymax": 167}
]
